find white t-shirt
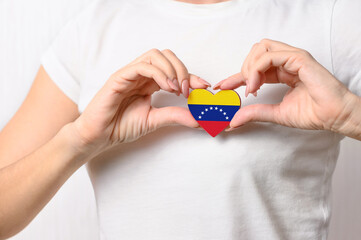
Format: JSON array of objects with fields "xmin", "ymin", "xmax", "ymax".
[{"xmin": 41, "ymin": 0, "xmax": 361, "ymax": 239}]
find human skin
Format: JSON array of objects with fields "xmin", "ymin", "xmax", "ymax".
[
  {"xmin": 0, "ymin": 49, "xmax": 210, "ymax": 239},
  {"xmin": 1, "ymin": 2, "xmax": 360, "ymax": 240},
  {"xmin": 0, "ymin": 1, "xmax": 225, "ymax": 239},
  {"xmin": 214, "ymin": 39, "xmax": 361, "ymax": 141},
  {"xmin": 177, "ymin": 0, "xmax": 230, "ymax": 3}
]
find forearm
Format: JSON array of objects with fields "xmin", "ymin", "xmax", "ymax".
[
  {"xmin": 333, "ymin": 92, "xmax": 361, "ymax": 141},
  {"xmin": 0, "ymin": 124, "xmax": 92, "ymax": 239}
]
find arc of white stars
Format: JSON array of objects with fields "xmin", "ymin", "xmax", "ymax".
[{"xmin": 197, "ymin": 106, "xmax": 231, "ymax": 121}]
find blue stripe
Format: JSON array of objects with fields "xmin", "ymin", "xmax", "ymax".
[{"xmin": 188, "ymin": 104, "xmax": 240, "ymax": 122}]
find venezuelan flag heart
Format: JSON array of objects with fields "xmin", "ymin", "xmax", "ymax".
[{"xmin": 188, "ymin": 89, "xmax": 241, "ymax": 137}]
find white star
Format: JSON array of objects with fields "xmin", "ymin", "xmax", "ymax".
[
  {"xmin": 223, "ymin": 112, "xmax": 226, "ymax": 115},
  {"xmin": 226, "ymin": 117, "xmax": 229, "ymax": 120},
  {"xmin": 199, "ymin": 116, "xmax": 202, "ymax": 119},
  {"xmin": 201, "ymin": 111, "xmax": 204, "ymax": 115},
  {"xmin": 210, "ymin": 107, "xmax": 213, "ymax": 110},
  {"xmin": 220, "ymin": 109, "xmax": 223, "ymax": 112},
  {"xmin": 205, "ymin": 109, "xmax": 208, "ymax": 111},
  {"xmin": 215, "ymin": 107, "xmax": 218, "ymax": 110}
]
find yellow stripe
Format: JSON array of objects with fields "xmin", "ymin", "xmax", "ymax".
[{"xmin": 188, "ymin": 89, "xmax": 240, "ymax": 106}]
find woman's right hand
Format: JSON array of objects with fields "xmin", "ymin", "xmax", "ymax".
[
  {"xmin": 71, "ymin": 49, "xmax": 210, "ymax": 154},
  {"xmin": 4, "ymin": 49, "xmax": 213, "ymax": 238},
  {"xmin": 2, "ymin": 48, "xmax": 212, "ymax": 239}
]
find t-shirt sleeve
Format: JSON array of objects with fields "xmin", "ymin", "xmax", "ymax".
[
  {"xmin": 41, "ymin": 4, "xmax": 92, "ymax": 104},
  {"xmin": 331, "ymin": 0, "xmax": 361, "ymax": 96}
]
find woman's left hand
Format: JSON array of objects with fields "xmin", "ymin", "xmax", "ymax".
[{"xmin": 214, "ymin": 39, "xmax": 359, "ymax": 135}]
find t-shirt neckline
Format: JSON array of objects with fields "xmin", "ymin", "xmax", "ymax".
[{"xmin": 154, "ymin": 0, "xmax": 241, "ymax": 18}]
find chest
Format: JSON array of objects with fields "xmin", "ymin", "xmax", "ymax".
[{"xmin": 78, "ymin": 1, "xmax": 333, "ymax": 112}]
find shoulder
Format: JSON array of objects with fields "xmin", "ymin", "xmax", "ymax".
[
  {"xmin": 331, "ymin": 0, "xmax": 361, "ymax": 95},
  {"xmin": 74, "ymin": 0, "xmax": 140, "ymax": 26},
  {"xmin": 76, "ymin": 0, "xmax": 127, "ymax": 21},
  {"xmin": 332, "ymin": 0, "xmax": 361, "ymax": 24},
  {"xmin": 331, "ymin": 0, "xmax": 361, "ymax": 62}
]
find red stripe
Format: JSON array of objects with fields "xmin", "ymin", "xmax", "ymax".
[{"xmin": 197, "ymin": 121, "xmax": 230, "ymax": 137}]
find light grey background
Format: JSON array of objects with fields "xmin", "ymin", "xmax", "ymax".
[{"xmin": 1, "ymin": 0, "xmax": 360, "ymax": 239}]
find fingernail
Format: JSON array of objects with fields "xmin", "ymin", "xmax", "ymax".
[
  {"xmin": 213, "ymin": 83, "xmax": 221, "ymax": 90},
  {"xmin": 213, "ymin": 79, "xmax": 225, "ymax": 90},
  {"xmin": 245, "ymin": 85, "xmax": 249, "ymax": 97},
  {"xmin": 252, "ymin": 91, "xmax": 258, "ymax": 97},
  {"xmin": 172, "ymin": 78, "xmax": 180, "ymax": 91},
  {"xmin": 199, "ymin": 78, "xmax": 211, "ymax": 87},
  {"xmin": 167, "ymin": 79, "xmax": 179, "ymax": 91},
  {"xmin": 182, "ymin": 79, "xmax": 189, "ymax": 98},
  {"xmin": 225, "ymin": 126, "xmax": 240, "ymax": 132}
]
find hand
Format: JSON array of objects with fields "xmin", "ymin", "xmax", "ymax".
[
  {"xmin": 214, "ymin": 39, "xmax": 358, "ymax": 134},
  {"xmin": 71, "ymin": 49, "xmax": 210, "ymax": 153}
]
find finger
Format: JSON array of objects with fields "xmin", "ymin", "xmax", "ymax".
[
  {"xmin": 257, "ymin": 39, "xmax": 297, "ymax": 52},
  {"xmin": 241, "ymin": 39, "xmax": 299, "ymax": 94},
  {"xmin": 247, "ymin": 43, "xmax": 267, "ymax": 80},
  {"xmin": 213, "ymin": 78, "xmax": 227, "ymax": 90},
  {"xmin": 246, "ymin": 44, "xmax": 276, "ymax": 94},
  {"xmin": 180, "ymin": 74, "xmax": 211, "ymax": 99},
  {"xmin": 240, "ymin": 43, "xmax": 266, "ymax": 96},
  {"xmin": 189, "ymin": 74, "xmax": 211, "ymax": 89},
  {"xmin": 137, "ymin": 80, "xmax": 161, "ymax": 96},
  {"xmin": 247, "ymin": 51, "xmax": 303, "ymax": 94},
  {"xmin": 214, "ymin": 72, "xmax": 246, "ymax": 90},
  {"xmin": 251, "ymin": 49, "xmax": 336, "ymax": 94},
  {"xmin": 244, "ymin": 39, "xmax": 307, "ymax": 94},
  {"xmin": 131, "ymin": 49, "xmax": 179, "ymax": 92},
  {"xmin": 215, "ymin": 40, "xmax": 287, "ymax": 94},
  {"xmin": 161, "ymin": 49, "xmax": 187, "ymax": 95},
  {"xmin": 161, "ymin": 49, "xmax": 211, "ymax": 97},
  {"xmin": 227, "ymin": 103, "xmax": 280, "ymax": 130},
  {"xmin": 148, "ymin": 106, "xmax": 199, "ymax": 131},
  {"xmin": 119, "ymin": 62, "xmax": 173, "ymax": 92},
  {"xmin": 241, "ymin": 43, "xmax": 259, "ymax": 81}
]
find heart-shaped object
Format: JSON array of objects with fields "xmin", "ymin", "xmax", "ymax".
[{"xmin": 188, "ymin": 89, "xmax": 241, "ymax": 137}]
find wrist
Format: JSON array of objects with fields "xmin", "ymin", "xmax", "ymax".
[
  {"xmin": 332, "ymin": 92, "xmax": 361, "ymax": 140},
  {"xmin": 59, "ymin": 123, "xmax": 102, "ymax": 165}
]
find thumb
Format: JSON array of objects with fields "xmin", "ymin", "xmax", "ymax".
[
  {"xmin": 228, "ymin": 104, "xmax": 279, "ymax": 130},
  {"xmin": 148, "ymin": 106, "xmax": 199, "ymax": 131},
  {"xmin": 213, "ymin": 72, "xmax": 247, "ymax": 90}
]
